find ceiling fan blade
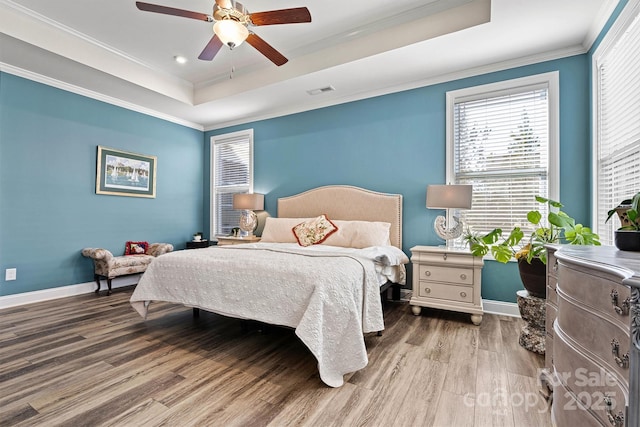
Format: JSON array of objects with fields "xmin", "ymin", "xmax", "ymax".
[
  {"xmin": 135, "ymin": 2, "xmax": 212, "ymax": 22},
  {"xmin": 249, "ymin": 7, "xmax": 311, "ymax": 26},
  {"xmin": 215, "ymin": 0, "xmax": 233, "ymax": 9},
  {"xmin": 198, "ymin": 35, "xmax": 224, "ymax": 61},
  {"xmin": 246, "ymin": 33, "xmax": 288, "ymax": 66}
]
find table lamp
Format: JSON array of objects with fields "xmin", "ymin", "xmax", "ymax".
[
  {"xmin": 426, "ymin": 184, "xmax": 473, "ymax": 241},
  {"xmin": 233, "ymin": 193, "xmax": 264, "ymax": 237}
]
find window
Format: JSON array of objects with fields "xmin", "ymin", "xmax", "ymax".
[
  {"xmin": 210, "ymin": 129, "xmax": 254, "ymax": 237},
  {"xmin": 446, "ymin": 73, "xmax": 559, "ymax": 242},
  {"xmin": 594, "ymin": 4, "xmax": 640, "ymax": 245}
]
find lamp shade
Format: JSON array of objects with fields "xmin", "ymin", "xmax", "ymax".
[
  {"xmin": 233, "ymin": 193, "xmax": 264, "ymax": 211},
  {"xmin": 426, "ymin": 185, "xmax": 472, "ymax": 209},
  {"xmin": 214, "ymin": 20, "xmax": 249, "ymax": 48}
]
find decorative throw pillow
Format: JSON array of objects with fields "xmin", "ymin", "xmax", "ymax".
[
  {"xmin": 292, "ymin": 215, "xmax": 338, "ymax": 247},
  {"xmin": 125, "ymin": 241, "xmax": 149, "ymax": 255}
]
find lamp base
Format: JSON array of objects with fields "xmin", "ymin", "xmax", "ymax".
[
  {"xmin": 239, "ymin": 210, "xmax": 258, "ymax": 236},
  {"xmin": 434, "ymin": 215, "xmax": 464, "ymax": 240}
]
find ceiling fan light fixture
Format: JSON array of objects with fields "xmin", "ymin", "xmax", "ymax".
[{"xmin": 214, "ymin": 19, "xmax": 249, "ymax": 48}]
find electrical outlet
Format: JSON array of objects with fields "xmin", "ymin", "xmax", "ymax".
[{"xmin": 5, "ymin": 268, "xmax": 16, "ymax": 281}]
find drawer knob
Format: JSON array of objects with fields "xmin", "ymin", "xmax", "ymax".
[
  {"xmin": 610, "ymin": 290, "xmax": 630, "ymax": 316},
  {"xmin": 604, "ymin": 395, "xmax": 625, "ymax": 427},
  {"xmin": 460, "ymin": 291, "xmax": 467, "ymax": 298},
  {"xmin": 460, "ymin": 273, "xmax": 467, "ymax": 280},
  {"xmin": 425, "ymin": 287, "xmax": 431, "ymax": 294},
  {"xmin": 552, "ymin": 260, "xmax": 558, "ymax": 272},
  {"xmin": 610, "ymin": 339, "xmax": 629, "ymax": 369},
  {"xmin": 424, "ymin": 271, "xmax": 431, "ymax": 277},
  {"xmin": 443, "ymin": 253, "xmax": 447, "ymax": 261}
]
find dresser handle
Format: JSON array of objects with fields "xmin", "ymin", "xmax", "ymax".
[
  {"xmin": 610, "ymin": 339, "xmax": 629, "ymax": 369},
  {"xmin": 460, "ymin": 273, "xmax": 467, "ymax": 280},
  {"xmin": 425, "ymin": 271, "xmax": 431, "ymax": 277},
  {"xmin": 425, "ymin": 287, "xmax": 431, "ymax": 294},
  {"xmin": 604, "ymin": 395, "xmax": 625, "ymax": 427},
  {"xmin": 443, "ymin": 253, "xmax": 447, "ymax": 261},
  {"xmin": 552, "ymin": 260, "xmax": 558, "ymax": 272},
  {"xmin": 610, "ymin": 290, "xmax": 630, "ymax": 315},
  {"xmin": 460, "ymin": 291, "xmax": 467, "ymax": 298}
]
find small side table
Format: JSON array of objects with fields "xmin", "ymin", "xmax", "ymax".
[
  {"xmin": 186, "ymin": 240, "xmax": 214, "ymax": 249},
  {"xmin": 409, "ymin": 245, "xmax": 484, "ymax": 325},
  {"xmin": 217, "ymin": 236, "xmax": 261, "ymax": 246}
]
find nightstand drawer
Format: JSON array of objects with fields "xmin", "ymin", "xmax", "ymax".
[
  {"xmin": 418, "ymin": 281, "xmax": 473, "ymax": 303},
  {"xmin": 417, "ymin": 265, "xmax": 473, "ymax": 285}
]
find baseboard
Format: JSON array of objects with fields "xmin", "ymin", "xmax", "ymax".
[
  {"xmin": 0, "ymin": 275, "xmax": 141, "ymax": 310},
  {"xmin": 399, "ymin": 289, "xmax": 520, "ymax": 318},
  {"xmin": 1, "ymin": 278, "xmax": 520, "ymax": 318}
]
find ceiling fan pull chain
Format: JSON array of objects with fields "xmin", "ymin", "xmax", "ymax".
[{"xmin": 229, "ymin": 51, "xmax": 235, "ymax": 79}]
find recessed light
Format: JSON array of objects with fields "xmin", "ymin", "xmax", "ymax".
[{"xmin": 174, "ymin": 55, "xmax": 188, "ymax": 64}]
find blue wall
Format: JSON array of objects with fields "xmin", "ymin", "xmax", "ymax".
[
  {"xmin": 205, "ymin": 55, "xmax": 591, "ymax": 303},
  {"xmin": 4, "ymin": 0, "xmax": 627, "ymax": 302},
  {"xmin": 0, "ymin": 73, "xmax": 204, "ymax": 296}
]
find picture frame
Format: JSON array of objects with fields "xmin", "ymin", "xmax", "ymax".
[{"xmin": 96, "ymin": 146, "xmax": 156, "ymax": 198}]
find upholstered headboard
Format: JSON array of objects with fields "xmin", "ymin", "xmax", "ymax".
[{"xmin": 277, "ymin": 185, "xmax": 403, "ymax": 249}]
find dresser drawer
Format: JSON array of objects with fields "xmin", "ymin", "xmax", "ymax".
[
  {"xmin": 545, "ymin": 302, "xmax": 556, "ymax": 337},
  {"xmin": 552, "ymin": 381, "xmax": 608, "ymax": 427},
  {"xmin": 553, "ymin": 329, "xmax": 628, "ymax": 427},
  {"xmin": 546, "ymin": 284, "xmax": 557, "ymax": 305},
  {"xmin": 411, "ymin": 249, "xmax": 476, "ymax": 266},
  {"xmin": 417, "ymin": 281, "xmax": 473, "ymax": 303},
  {"xmin": 545, "ymin": 332, "xmax": 554, "ymax": 370},
  {"xmin": 417, "ymin": 265, "xmax": 473, "ymax": 285},
  {"xmin": 556, "ymin": 290, "xmax": 630, "ymax": 380},
  {"xmin": 547, "ymin": 248, "xmax": 558, "ymax": 284},
  {"xmin": 558, "ymin": 263, "xmax": 631, "ymax": 326}
]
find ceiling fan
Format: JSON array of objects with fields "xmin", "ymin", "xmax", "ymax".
[{"xmin": 135, "ymin": 1, "xmax": 311, "ymax": 66}]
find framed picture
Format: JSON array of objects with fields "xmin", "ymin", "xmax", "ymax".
[{"xmin": 96, "ymin": 146, "xmax": 156, "ymax": 198}]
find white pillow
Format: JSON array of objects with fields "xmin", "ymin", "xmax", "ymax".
[
  {"xmin": 326, "ymin": 220, "xmax": 391, "ymax": 248},
  {"xmin": 261, "ymin": 216, "xmax": 392, "ymax": 249},
  {"xmin": 260, "ymin": 217, "xmax": 310, "ymax": 243}
]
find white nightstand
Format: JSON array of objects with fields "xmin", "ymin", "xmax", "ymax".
[
  {"xmin": 409, "ymin": 245, "xmax": 484, "ymax": 325},
  {"xmin": 216, "ymin": 236, "xmax": 261, "ymax": 246}
]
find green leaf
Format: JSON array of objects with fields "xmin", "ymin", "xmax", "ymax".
[
  {"xmin": 481, "ymin": 228, "xmax": 502, "ymax": 244},
  {"xmin": 505, "ymin": 227, "xmax": 524, "ymax": 246},
  {"xmin": 527, "ymin": 210, "xmax": 542, "ymax": 225},
  {"xmin": 548, "ymin": 199, "xmax": 563, "ymax": 209},
  {"xmin": 469, "ymin": 243, "xmax": 489, "ymax": 257},
  {"xmin": 492, "ymin": 244, "xmax": 514, "ymax": 263},
  {"xmin": 535, "ymin": 195, "xmax": 549, "ymax": 204}
]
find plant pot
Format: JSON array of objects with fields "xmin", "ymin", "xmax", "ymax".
[
  {"xmin": 614, "ymin": 230, "xmax": 640, "ymax": 251},
  {"xmin": 517, "ymin": 257, "xmax": 546, "ymax": 298},
  {"xmin": 615, "ymin": 205, "xmax": 640, "ymax": 228}
]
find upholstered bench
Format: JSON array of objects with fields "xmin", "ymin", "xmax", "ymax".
[{"xmin": 82, "ymin": 242, "xmax": 173, "ymax": 295}]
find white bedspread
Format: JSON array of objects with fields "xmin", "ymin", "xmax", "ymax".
[{"xmin": 130, "ymin": 243, "xmax": 407, "ymax": 387}]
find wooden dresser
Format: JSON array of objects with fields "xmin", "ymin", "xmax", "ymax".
[{"xmin": 542, "ymin": 245, "xmax": 640, "ymax": 427}]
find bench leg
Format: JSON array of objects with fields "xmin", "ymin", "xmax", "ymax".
[
  {"xmin": 94, "ymin": 274, "xmax": 101, "ymax": 294},
  {"xmin": 106, "ymin": 278, "xmax": 113, "ymax": 296}
]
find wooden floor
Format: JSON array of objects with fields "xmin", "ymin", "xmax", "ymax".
[{"xmin": 0, "ymin": 287, "xmax": 551, "ymax": 427}]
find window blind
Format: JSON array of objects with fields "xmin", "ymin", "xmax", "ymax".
[
  {"xmin": 453, "ymin": 87, "xmax": 550, "ymax": 237},
  {"xmin": 596, "ymin": 11, "xmax": 640, "ymax": 245},
  {"xmin": 211, "ymin": 131, "xmax": 253, "ymax": 236}
]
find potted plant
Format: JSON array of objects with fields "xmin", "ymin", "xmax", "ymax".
[
  {"xmin": 463, "ymin": 196, "xmax": 601, "ymax": 297},
  {"xmin": 193, "ymin": 232, "xmax": 203, "ymax": 242},
  {"xmin": 606, "ymin": 191, "xmax": 640, "ymax": 251}
]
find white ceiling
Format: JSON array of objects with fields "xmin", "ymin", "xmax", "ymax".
[{"xmin": 0, "ymin": 0, "xmax": 616, "ymax": 130}]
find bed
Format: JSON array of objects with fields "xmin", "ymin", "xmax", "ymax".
[{"xmin": 130, "ymin": 185, "xmax": 408, "ymax": 387}]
